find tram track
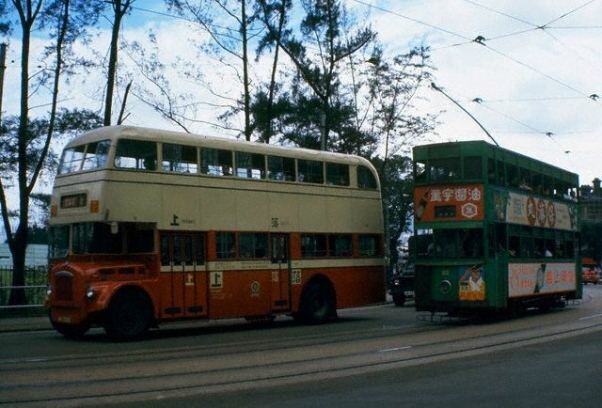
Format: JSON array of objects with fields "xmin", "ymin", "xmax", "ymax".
[{"xmin": 2, "ymin": 298, "xmax": 602, "ymax": 407}]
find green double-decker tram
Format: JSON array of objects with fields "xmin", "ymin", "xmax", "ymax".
[{"xmin": 412, "ymin": 141, "xmax": 581, "ymax": 314}]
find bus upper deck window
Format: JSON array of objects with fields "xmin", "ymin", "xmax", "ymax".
[
  {"xmin": 235, "ymin": 151, "xmax": 265, "ymax": 179},
  {"xmin": 268, "ymin": 155, "xmax": 295, "ymax": 181},
  {"xmin": 58, "ymin": 145, "xmax": 86, "ymax": 174},
  {"xmin": 201, "ymin": 148, "xmax": 233, "ymax": 176},
  {"xmin": 326, "ymin": 163, "xmax": 349, "ymax": 186},
  {"xmin": 82, "ymin": 140, "xmax": 111, "ymax": 171},
  {"xmin": 114, "ymin": 139, "xmax": 157, "ymax": 171},
  {"xmin": 162, "ymin": 143, "xmax": 198, "ymax": 173},
  {"xmin": 298, "ymin": 159, "xmax": 324, "ymax": 184},
  {"xmin": 358, "ymin": 166, "xmax": 377, "ymax": 189}
]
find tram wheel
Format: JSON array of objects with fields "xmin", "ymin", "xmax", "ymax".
[
  {"xmin": 104, "ymin": 289, "xmax": 152, "ymax": 340},
  {"xmin": 298, "ymin": 282, "xmax": 336, "ymax": 324}
]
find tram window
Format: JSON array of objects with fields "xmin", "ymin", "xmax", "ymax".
[
  {"xmin": 414, "ymin": 161, "xmax": 427, "ymax": 183},
  {"xmin": 487, "ymin": 159, "xmax": 495, "ymax": 182},
  {"xmin": 358, "ymin": 166, "xmax": 377, "ymax": 189},
  {"xmin": 239, "ymin": 232, "xmax": 268, "ymax": 259},
  {"xmin": 429, "ymin": 158, "xmax": 459, "ymax": 181},
  {"xmin": 507, "ymin": 165, "xmax": 519, "ymax": 188},
  {"xmin": 326, "ymin": 163, "xmax": 350, "ymax": 186},
  {"xmin": 519, "ymin": 168, "xmax": 531, "ymax": 190},
  {"xmin": 460, "ymin": 229, "xmax": 483, "ymax": 258},
  {"xmin": 236, "ymin": 151, "xmax": 265, "ymax": 179},
  {"xmin": 59, "ymin": 144, "xmax": 86, "ymax": 174},
  {"xmin": 301, "ymin": 234, "xmax": 327, "ymax": 257},
  {"xmin": 509, "ymin": 236, "xmax": 519, "ymax": 257},
  {"xmin": 496, "ymin": 160, "xmax": 505, "ymax": 185},
  {"xmin": 162, "ymin": 143, "xmax": 198, "ymax": 173},
  {"xmin": 328, "ymin": 234, "xmax": 352, "ymax": 257},
  {"xmin": 216, "ymin": 232, "xmax": 236, "ymax": 259},
  {"xmin": 267, "ymin": 155, "xmax": 295, "ymax": 181},
  {"xmin": 463, "ymin": 156, "xmax": 482, "ymax": 180},
  {"xmin": 359, "ymin": 235, "xmax": 379, "ymax": 256},
  {"xmin": 114, "ymin": 139, "xmax": 157, "ymax": 171},
  {"xmin": 298, "ymin": 159, "xmax": 324, "ymax": 184},
  {"xmin": 532, "ymin": 173, "xmax": 543, "ymax": 194},
  {"xmin": 201, "ymin": 148, "xmax": 233, "ymax": 176},
  {"xmin": 82, "ymin": 140, "xmax": 111, "ymax": 171}
]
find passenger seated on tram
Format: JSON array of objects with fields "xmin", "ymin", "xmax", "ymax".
[{"xmin": 519, "ymin": 178, "xmax": 532, "ymax": 190}]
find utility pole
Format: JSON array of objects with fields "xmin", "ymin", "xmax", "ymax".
[{"xmin": 0, "ymin": 43, "xmax": 7, "ymax": 127}]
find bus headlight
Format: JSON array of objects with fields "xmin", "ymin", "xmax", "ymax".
[
  {"xmin": 46, "ymin": 285, "xmax": 53, "ymax": 301},
  {"xmin": 85, "ymin": 287, "xmax": 96, "ymax": 301}
]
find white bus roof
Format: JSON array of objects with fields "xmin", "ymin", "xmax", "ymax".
[{"xmin": 67, "ymin": 126, "xmax": 376, "ymax": 168}]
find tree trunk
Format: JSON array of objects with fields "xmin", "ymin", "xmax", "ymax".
[
  {"xmin": 104, "ymin": 2, "xmax": 124, "ymax": 126},
  {"xmin": 9, "ymin": 225, "xmax": 28, "ymax": 305},
  {"xmin": 241, "ymin": 0, "xmax": 251, "ymax": 141}
]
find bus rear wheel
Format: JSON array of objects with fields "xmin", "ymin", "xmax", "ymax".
[
  {"xmin": 104, "ymin": 289, "xmax": 152, "ymax": 341},
  {"xmin": 298, "ymin": 282, "xmax": 336, "ymax": 324}
]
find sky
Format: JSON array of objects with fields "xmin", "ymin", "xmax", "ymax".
[{"xmin": 2, "ymin": 0, "xmax": 602, "ymax": 189}]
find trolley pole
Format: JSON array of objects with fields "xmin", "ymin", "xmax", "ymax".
[{"xmin": 431, "ymin": 82, "xmax": 499, "ymax": 147}]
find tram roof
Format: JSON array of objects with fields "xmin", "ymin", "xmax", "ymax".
[{"xmin": 413, "ymin": 140, "xmax": 578, "ymax": 184}]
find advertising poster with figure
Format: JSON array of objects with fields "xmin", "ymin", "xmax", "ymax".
[
  {"xmin": 459, "ymin": 265, "xmax": 486, "ymax": 301},
  {"xmin": 508, "ymin": 263, "xmax": 576, "ymax": 297}
]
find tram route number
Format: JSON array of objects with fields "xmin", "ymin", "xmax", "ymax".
[{"xmin": 210, "ymin": 271, "xmax": 223, "ymax": 289}]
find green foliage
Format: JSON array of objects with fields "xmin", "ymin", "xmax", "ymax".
[{"xmin": 0, "ymin": 109, "xmax": 102, "ymax": 183}]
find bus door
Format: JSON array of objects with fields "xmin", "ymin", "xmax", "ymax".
[
  {"xmin": 271, "ymin": 234, "xmax": 291, "ymax": 311},
  {"xmin": 160, "ymin": 232, "xmax": 208, "ymax": 318}
]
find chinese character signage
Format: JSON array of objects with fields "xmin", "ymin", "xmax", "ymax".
[
  {"xmin": 508, "ymin": 263, "xmax": 576, "ymax": 297},
  {"xmin": 494, "ymin": 191, "xmax": 578, "ymax": 231},
  {"xmin": 414, "ymin": 184, "xmax": 484, "ymax": 222}
]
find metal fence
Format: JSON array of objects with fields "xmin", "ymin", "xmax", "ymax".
[{"xmin": 0, "ymin": 266, "xmax": 48, "ymax": 309}]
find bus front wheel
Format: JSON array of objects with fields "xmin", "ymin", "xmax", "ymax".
[
  {"xmin": 298, "ymin": 282, "xmax": 336, "ymax": 324},
  {"xmin": 51, "ymin": 320, "xmax": 90, "ymax": 339},
  {"xmin": 104, "ymin": 289, "xmax": 153, "ymax": 340}
]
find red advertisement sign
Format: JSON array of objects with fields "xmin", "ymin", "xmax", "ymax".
[{"xmin": 414, "ymin": 184, "xmax": 484, "ymax": 222}]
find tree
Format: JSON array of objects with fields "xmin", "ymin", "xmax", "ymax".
[
  {"xmin": 363, "ymin": 46, "xmax": 438, "ymax": 269},
  {"xmin": 1, "ymin": 0, "xmax": 102, "ymax": 304},
  {"xmin": 167, "ymin": 0, "xmax": 256, "ymax": 140},
  {"xmin": 263, "ymin": 0, "xmax": 375, "ymax": 150},
  {"xmin": 103, "ymin": 0, "xmax": 136, "ymax": 126},
  {"xmin": 252, "ymin": 0, "xmax": 291, "ymax": 143}
]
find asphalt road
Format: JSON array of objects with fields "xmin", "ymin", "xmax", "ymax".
[
  {"xmin": 118, "ymin": 329, "xmax": 602, "ymax": 408},
  {"xmin": 2, "ymin": 285, "xmax": 602, "ymax": 407}
]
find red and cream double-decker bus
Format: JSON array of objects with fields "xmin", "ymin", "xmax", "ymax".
[{"xmin": 46, "ymin": 126, "xmax": 385, "ymax": 339}]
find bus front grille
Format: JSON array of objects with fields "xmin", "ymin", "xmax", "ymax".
[{"xmin": 54, "ymin": 272, "xmax": 73, "ymax": 301}]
